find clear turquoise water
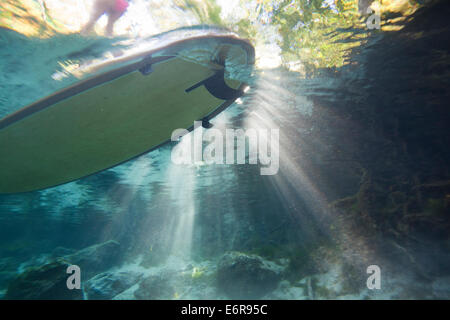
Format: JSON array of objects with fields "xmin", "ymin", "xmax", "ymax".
[{"xmin": 0, "ymin": 0, "xmax": 449, "ymax": 300}]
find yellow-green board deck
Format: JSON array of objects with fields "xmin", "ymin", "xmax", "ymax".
[{"xmin": 0, "ymin": 35, "xmax": 254, "ymax": 193}]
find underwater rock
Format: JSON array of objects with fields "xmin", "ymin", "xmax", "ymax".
[
  {"xmin": 291, "ymin": 262, "xmax": 366, "ymax": 300},
  {"xmin": 4, "ymin": 260, "xmax": 83, "ymax": 300},
  {"xmin": 134, "ymin": 274, "xmax": 176, "ymax": 300},
  {"xmin": 0, "ymin": 257, "xmax": 17, "ymax": 271},
  {"xmin": 112, "ymin": 283, "xmax": 141, "ymax": 300},
  {"xmin": 3, "ymin": 240, "xmax": 120, "ymax": 299},
  {"xmin": 263, "ymin": 280, "xmax": 308, "ymax": 300},
  {"xmin": 85, "ymin": 270, "xmax": 143, "ymax": 300},
  {"xmin": 127, "ymin": 256, "xmax": 220, "ymax": 300},
  {"xmin": 216, "ymin": 252, "xmax": 283, "ymax": 299},
  {"xmin": 17, "ymin": 254, "xmax": 52, "ymax": 274},
  {"xmin": 0, "ymin": 271, "xmax": 16, "ymax": 290},
  {"xmin": 62, "ymin": 240, "xmax": 121, "ymax": 280},
  {"xmin": 432, "ymin": 277, "xmax": 450, "ymax": 299},
  {"xmin": 0, "ymin": 257, "xmax": 18, "ymax": 289},
  {"xmin": 51, "ymin": 246, "xmax": 76, "ymax": 258}
]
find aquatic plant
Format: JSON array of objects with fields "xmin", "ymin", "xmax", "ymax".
[{"xmin": 191, "ymin": 266, "xmax": 205, "ymax": 279}]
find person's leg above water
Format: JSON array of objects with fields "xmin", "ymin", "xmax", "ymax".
[
  {"xmin": 81, "ymin": 0, "xmax": 128, "ymax": 36},
  {"xmin": 81, "ymin": 0, "xmax": 108, "ymax": 35},
  {"xmin": 105, "ymin": 10, "xmax": 124, "ymax": 36},
  {"xmin": 105, "ymin": 0, "xmax": 129, "ymax": 36}
]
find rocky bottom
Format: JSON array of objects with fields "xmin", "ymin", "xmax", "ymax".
[{"xmin": 1, "ymin": 240, "xmax": 449, "ymax": 300}]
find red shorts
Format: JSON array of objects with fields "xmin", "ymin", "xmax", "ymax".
[{"xmin": 114, "ymin": 0, "xmax": 129, "ymax": 13}]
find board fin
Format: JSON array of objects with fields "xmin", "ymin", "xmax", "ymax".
[
  {"xmin": 201, "ymin": 118, "xmax": 213, "ymax": 129},
  {"xmin": 139, "ymin": 55, "xmax": 154, "ymax": 75},
  {"xmin": 186, "ymin": 69, "xmax": 243, "ymax": 100}
]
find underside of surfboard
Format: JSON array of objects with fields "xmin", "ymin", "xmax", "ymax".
[{"xmin": 0, "ymin": 32, "xmax": 255, "ymax": 193}]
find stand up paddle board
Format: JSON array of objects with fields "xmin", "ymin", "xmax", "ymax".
[{"xmin": 0, "ymin": 29, "xmax": 255, "ymax": 193}]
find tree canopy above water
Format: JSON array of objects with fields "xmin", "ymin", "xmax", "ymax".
[{"xmin": 0, "ymin": 0, "xmax": 429, "ymax": 73}]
